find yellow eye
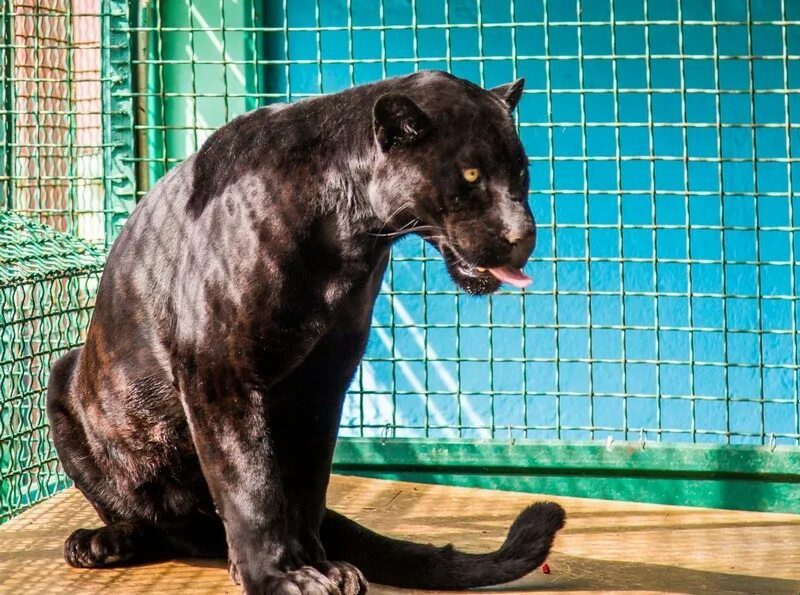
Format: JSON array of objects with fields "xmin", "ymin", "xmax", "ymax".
[{"xmin": 462, "ymin": 168, "xmax": 480, "ymax": 183}]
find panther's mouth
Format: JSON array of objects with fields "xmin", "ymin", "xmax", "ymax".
[
  {"xmin": 475, "ymin": 264, "xmax": 531, "ymax": 288},
  {"xmin": 431, "ymin": 241, "xmax": 532, "ymax": 295},
  {"xmin": 456, "ymin": 262, "xmax": 532, "ymax": 288}
]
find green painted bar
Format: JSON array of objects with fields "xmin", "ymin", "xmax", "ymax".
[
  {"xmin": 332, "ymin": 438, "xmax": 800, "ymax": 513},
  {"xmin": 137, "ymin": 0, "xmax": 165, "ymax": 194},
  {"xmin": 102, "ymin": 0, "xmax": 137, "ymax": 244},
  {"xmin": 0, "ymin": 2, "xmax": 11, "ymax": 210}
]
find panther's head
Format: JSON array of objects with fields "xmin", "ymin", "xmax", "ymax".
[{"xmin": 369, "ymin": 71, "xmax": 535, "ymax": 295}]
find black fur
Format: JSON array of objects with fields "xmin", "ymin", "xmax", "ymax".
[
  {"xmin": 322, "ymin": 503, "xmax": 566, "ymax": 590},
  {"xmin": 47, "ymin": 71, "xmax": 563, "ymax": 594}
]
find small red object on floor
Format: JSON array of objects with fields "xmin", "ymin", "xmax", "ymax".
[{"xmin": 542, "ymin": 563, "xmax": 551, "ymax": 574}]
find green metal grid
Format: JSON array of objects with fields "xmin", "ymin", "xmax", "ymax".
[
  {"xmin": 0, "ymin": 0, "xmax": 128, "ymax": 522},
  {"xmin": 126, "ymin": 0, "xmax": 800, "ymax": 449},
  {"xmin": 1, "ymin": 0, "xmax": 799, "ymax": 520},
  {"xmin": 0, "ymin": 210, "xmax": 105, "ymax": 523},
  {"xmin": 0, "ymin": 0, "xmax": 134, "ymax": 245}
]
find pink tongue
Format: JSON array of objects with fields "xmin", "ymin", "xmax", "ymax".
[{"xmin": 488, "ymin": 265, "xmax": 532, "ymax": 288}]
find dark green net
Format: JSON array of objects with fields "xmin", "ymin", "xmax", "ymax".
[{"xmin": 0, "ymin": 211, "xmax": 105, "ymax": 522}]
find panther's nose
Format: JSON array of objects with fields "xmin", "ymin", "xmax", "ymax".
[
  {"xmin": 507, "ymin": 228, "xmax": 534, "ymax": 246},
  {"xmin": 506, "ymin": 226, "xmax": 536, "ymax": 263}
]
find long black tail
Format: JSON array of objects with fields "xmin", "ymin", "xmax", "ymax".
[{"xmin": 320, "ymin": 501, "xmax": 566, "ymax": 590}]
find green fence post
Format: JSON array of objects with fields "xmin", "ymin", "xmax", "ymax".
[
  {"xmin": 1, "ymin": 0, "xmax": 14, "ymax": 210},
  {"xmin": 102, "ymin": 0, "xmax": 136, "ymax": 246}
]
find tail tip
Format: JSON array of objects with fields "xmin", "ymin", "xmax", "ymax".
[
  {"xmin": 520, "ymin": 501, "xmax": 567, "ymax": 533},
  {"xmin": 502, "ymin": 501, "xmax": 566, "ymax": 555}
]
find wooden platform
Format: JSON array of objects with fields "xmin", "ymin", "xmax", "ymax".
[{"xmin": 1, "ymin": 475, "xmax": 799, "ymax": 594}]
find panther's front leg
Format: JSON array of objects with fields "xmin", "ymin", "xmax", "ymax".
[
  {"xmin": 177, "ymin": 360, "xmax": 338, "ymax": 595},
  {"xmin": 268, "ymin": 256, "xmax": 387, "ymax": 595},
  {"xmin": 270, "ymin": 329, "xmax": 373, "ymax": 595}
]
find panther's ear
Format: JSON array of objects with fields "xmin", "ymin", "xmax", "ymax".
[
  {"xmin": 373, "ymin": 93, "xmax": 432, "ymax": 152},
  {"xmin": 491, "ymin": 78, "xmax": 525, "ymax": 112}
]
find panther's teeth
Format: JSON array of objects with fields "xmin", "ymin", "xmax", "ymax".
[{"xmin": 476, "ymin": 267, "xmax": 487, "ymax": 272}]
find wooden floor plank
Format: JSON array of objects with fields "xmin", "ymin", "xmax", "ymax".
[{"xmin": 1, "ymin": 475, "xmax": 798, "ymax": 594}]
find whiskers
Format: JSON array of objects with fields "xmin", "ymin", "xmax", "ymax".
[
  {"xmin": 369, "ymin": 218, "xmax": 420, "ymax": 238},
  {"xmin": 368, "ymin": 209, "xmax": 448, "ymax": 242},
  {"xmin": 366, "ymin": 212, "xmax": 476, "ymax": 274},
  {"xmin": 370, "ymin": 202, "xmax": 413, "ymax": 237},
  {"xmin": 444, "ymin": 248, "xmax": 471, "ymax": 269},
  {"xmin": 366, "ymin": 203, "xmax": 456, "ymax": 259},
  {"xmin": 370, "ymin": 224, "xmax": 448, "ymax": 240}
]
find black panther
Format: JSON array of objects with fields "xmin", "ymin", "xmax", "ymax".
[{"xmin": 47, "ymin": 70, "xmax": 565, "ymax": 594}]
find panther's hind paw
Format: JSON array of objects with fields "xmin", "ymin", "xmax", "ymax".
[{"xmin": 64, "ymin": 525, "xmax": 138, "ymax": 568}]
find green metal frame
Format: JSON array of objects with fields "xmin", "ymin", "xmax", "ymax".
[
  {"xmin": 333, "ymin": 437, "xmax": 800, "ymax": 513},
  {"xmin": 1, "ymin": 3, "xmax": 12, "ymax": 210},
  {"xmin": 101, "ymin": 0, "xmax": 136, "ymax": 246}
]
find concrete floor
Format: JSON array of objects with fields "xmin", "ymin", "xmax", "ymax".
[{"xmin": 1, "ymin": 475, "xmax": 799, "ymax": 594}]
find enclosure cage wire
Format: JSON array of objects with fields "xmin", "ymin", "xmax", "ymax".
[
  {"xmin": 0, "ymin": 211, "xmax": 105, "ymax": 522},
  {"xmin": 1, "ymin": 0, "xmax": 799, "ymax": 524},
  {"xmin": 0, "ymin": 0, "xmax": 120, "ymax": 522},
  {"xmin": 0, "ymin": 0, "xmax": 119, "ymax": 243},
  {"xmin": 127, "ymin": 0, "xmax": 800, "ymax": 448}
]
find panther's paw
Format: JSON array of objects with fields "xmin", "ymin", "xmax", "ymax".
[
  {"xmin": 315, "ymin": 561, "xmax": 368, "ymax": 595},
  {"xmin": 257, "ymin": 567, "xmax": 340, "ymax": 595},
  {"xmin": 64, "ymin": 525, "xmax": 138, "ymax": 568}
]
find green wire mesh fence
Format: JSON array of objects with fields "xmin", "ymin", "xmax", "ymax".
[
  {"xmin": 0, "ymin": 0, "xmax": 123, "ymax": 521},
  {"xmin": 1, "ymin": 0, "xmax": 134, "ymax": 244},
  {"xmin": 2, "ymin": 0, "xmax": 800, "ymax": 520},
  {"xmin": 2, "ymin": 0, "xmax": 102, "ymax": 239},
  {"xmin": 0, "ymin": 211, "xmax": 104, "ymax": 522},
  {"xmin": 131, "ymin": 0, "xmax": 800, "ymax": 446}
]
